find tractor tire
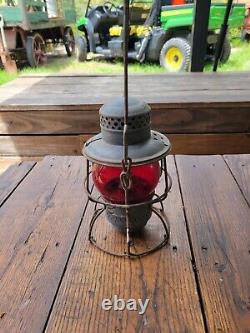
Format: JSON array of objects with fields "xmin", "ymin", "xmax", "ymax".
[
  {"xmin": 75, "ymin": 36, "xmax": 87, "ymax": 62},
  {"xmin": 26, "ymin": 33, "xmax": 47, "ymax": 68},
  {"xmin": 220, "ymin": 37, "xmax": 231, "ymax": 63},
  {"xmin": 160, "ymin": 37, "xmax": 191, "ymax": 72},
  {"xmin": 64, "ymin": 26, "xmax": 75, "ymax": 57}
]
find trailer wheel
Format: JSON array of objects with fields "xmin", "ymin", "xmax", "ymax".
[
  {"xmin": 75, "ymin": 36, "xmax": 87, "ymax": 62},
  {"xmin": 26, "ymin": 33, "xmax": 47, "ymax": 67},
  {"xmin": 220, "ymin": 38, "xmax": 231, "ymax": 63},
  {"xmin": 241, "ymin": 29, "xmax": 250, "ymax": 42},
  {"xmin": 160, "ymin": 37, "xmax": 191, "ymax": 72},
  {"xmin": 64, "ymin": 26, "xmax": 75, "ymax": 57}
]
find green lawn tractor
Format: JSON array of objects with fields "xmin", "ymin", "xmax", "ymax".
[{"xmin": 76, "ymin": 0, "xmax": 245, "ymax": 72}]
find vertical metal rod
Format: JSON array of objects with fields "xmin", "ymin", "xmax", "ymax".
[
  {"xmin": 123, "ymin": 0, "xmax": 129, "ymax": 149},
  {"xmin": 85, "ymin": 0, "xmax": 92, "ymax": 16},
  {"xmin": 190, "ymin": 0, "xmax": 211, "ymax": 72},
  {"xmin": 122, "ymin": 0, "xmax": 131, "ymax": 255},
  {"xmin": 213, "ymin": 0, "xmax": 233, "ymax": 72},
  {"xmin": 87, "ymin": 159, "xmax": 90, "ymax": 193}
]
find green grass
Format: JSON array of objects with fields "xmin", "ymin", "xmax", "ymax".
[
  {"xmin": 0, "ymin": 56, "xmax": 165, "ymax": 86},
  {"xmin": 205, "ymin": 41, "xmax": 250, "ymax": 72},
  {"xmin": 0, "ymin": 69, "xmax": 17, "ymax": 85},
  {"xmin": 20, "ymin": 56, "xmax": 166, "ymax": 75},
  {"xmin": 1, "ymin": 40, "xmax": 250, "ymax": 86}
]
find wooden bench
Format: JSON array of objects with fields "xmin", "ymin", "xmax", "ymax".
[
  {"xmin": 0, "ymin": 72, "xmax": 249, "ymax": 157},
  {"xmin": 0, "ymin": 154, "xmax": 249, "ymax": 332}
]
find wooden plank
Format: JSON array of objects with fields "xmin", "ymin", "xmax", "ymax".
[
  {"xmin": 0, "ymin": 135, "xmax": 90, "ymax": 156},
  {"xmin": 0, "ymin": 110, "xmax": 99, "ymax": 135},
  {"xmin": 0, "ymin": 77, "xmax": 43, "ymax": 103},
  {"xmin": 223, "ymin": 154, "xmax": 250, "ymax": 205},
  {"xmin": 0, "ymin": 156, "xmax": 88, "ymax": 333},
  {"xmin": 6, "ymin": 82, "xmax": 250, "ymax": 95},
  {"xmin": 1, "ymin": 100, "xmax": 250, "ymax": 111},
  {"xmin": 175, "ymin": 155, "xmax": 250, "ymax": 333},
  {"xmin": 169, "ymin": 133, "xmax": 250, "ymax": 155},
  {"xmin": 0, "ymin": 161, "xmax": 35, "ymax": 206},
  {"xmin": 19, "ymin": 72, "xmax": 250, "ymax": 79},
  {"xmin": 152, "ymin": 106, "xmax": 250, "ymax": 134},
  {"xmin": 1, "ymin": 89, "xmax": 250, "ymax": 106},
  {"xmin": 0, "ymin": 133, "xmax": 249, "ymax": 156},
  {"xmin": 0, "ymin": 156, "xmax": 41, "ymax": 175},
  {"xmin": 1, "ymin": 73, "xmax": 250, "ymax": 106},
  {"xmin": 3, "ymin": 72, "xmax": 250, "ymax": 91},
  {"xmin": 0, "ymin": 105, "xmax": 249, "ymax": 134},
  {"xmin": 44, "ymin": 156, "xmax": 206, "ymax": 333}
]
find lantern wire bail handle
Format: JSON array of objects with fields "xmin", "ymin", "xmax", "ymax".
[{"xmin": 121, "ymin": 0, "xmax": 132, "ymax": 255}]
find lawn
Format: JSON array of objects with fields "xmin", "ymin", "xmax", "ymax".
[
  {"xmin": 0, "ymin": 69, "xmax": 17, "ymax": 86},
  {"xmin": 0, "ymin": 40, "xmax": 250, "ymax": 86},
  {"xmin": 206, "ymin": 41, "xmax": 250, "ymax": 72}
]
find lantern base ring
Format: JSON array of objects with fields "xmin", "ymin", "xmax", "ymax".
[{"xmin": 88, "ymin": 205, "xmax": 170, "ymax": 258}]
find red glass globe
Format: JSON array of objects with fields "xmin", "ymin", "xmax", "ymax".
[{"xmin": 92, "ymin": 162, "xmax": 161, "ymax": 204}]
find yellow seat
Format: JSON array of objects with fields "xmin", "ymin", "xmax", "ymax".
[{"xmin": 109, "ymin": 25, "xmax": 151, "ymax": 37}]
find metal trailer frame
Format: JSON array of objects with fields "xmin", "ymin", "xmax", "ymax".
[{"xmin": 0, "ymin": 0, "xmax": 76, "ymax": 71}]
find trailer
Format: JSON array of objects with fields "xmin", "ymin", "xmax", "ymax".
[
  {"xmin": 0, "ymin": 0, "xmax": 76, "ymax": 71},
  {"xmin": 241, "ymin": 1, "xmax": 250, "ymax": 40}
]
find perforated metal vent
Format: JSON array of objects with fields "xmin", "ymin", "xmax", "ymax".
[{"xmin": 100, "ymin": 114, "xmax": 150, "ymax": 131}]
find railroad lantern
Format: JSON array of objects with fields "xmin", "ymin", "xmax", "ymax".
[
  {"xmin": 83, "ymin": 97, "xmax": 172, "ymax": 257},
  {"xmin": 82, "ymin": 0, "xmax": 172, "ymax": 257}
]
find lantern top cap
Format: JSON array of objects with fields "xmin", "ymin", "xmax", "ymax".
[
  {"xmin": 83, "ymin": 96, "xmax": 171, "ymax": 166},
  {"xmin": 100, "ymin": 96, "xmax": 151, "ymax": 118}
]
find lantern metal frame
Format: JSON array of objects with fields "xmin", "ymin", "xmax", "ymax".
[
  {"xmin": 83, "ymin": 156, "xmax": 172, "ymax": 258},
  {"xmin": 82, "ymin": 0, "xmax": 172, "ymax": 258}
]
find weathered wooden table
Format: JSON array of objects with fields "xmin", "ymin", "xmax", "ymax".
[{"xmin": 0, "ymin": 154, "xmax": 249, "ymax": 333}]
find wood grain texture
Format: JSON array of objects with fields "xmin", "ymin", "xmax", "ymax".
[
  {"xmin": 1, "ymin": 73, "xmax": 250, "ymax": 106},
  {"xmin": 45, "ymin": 156, "xmax": 206, "ymax": 333},
  {"xmin": 0, "ymin": 110, "xmax": 100, "ymax": 135},
  {"xmin": 0, "ymin": 73, "xmax": 249, "ymax": 157},
  {"xmin": 0, "ymin": 161, "xmax": 35, "ymax": 206},
  {"xmin": 0, "ymin": 156, "xmax": 42, "ymax": 175},
  {"xmin": 0, "ymin": 105, "xmax": 249, "ymax": 135},
  {"xmin": 0, "ymin": 76, "xmax": 44, "ymax": 104},
  {"xmin": 1, "ymin": 89, "xmax": 250, "ymax": 106},
  {"xmin": 223, "ymin": 154, "xmax": 250, "ymax": 205},
  {"xmin": 0, "ymin": 135, "xmax": 90, "ymax": 156},
  {"xmin": 0, "ymin": 156, "xmax": 88, "ymax": 333},
  {"xmin": 175, "ymin": 155, "xmax": 250, "ymax": 333},
  {"xmin": 169, "ymin": 133, "xmax": 250, "ymax": 155},
  {"xmin": 0, "ymin": 133, "xmax": 249, "ymax": 156}
]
